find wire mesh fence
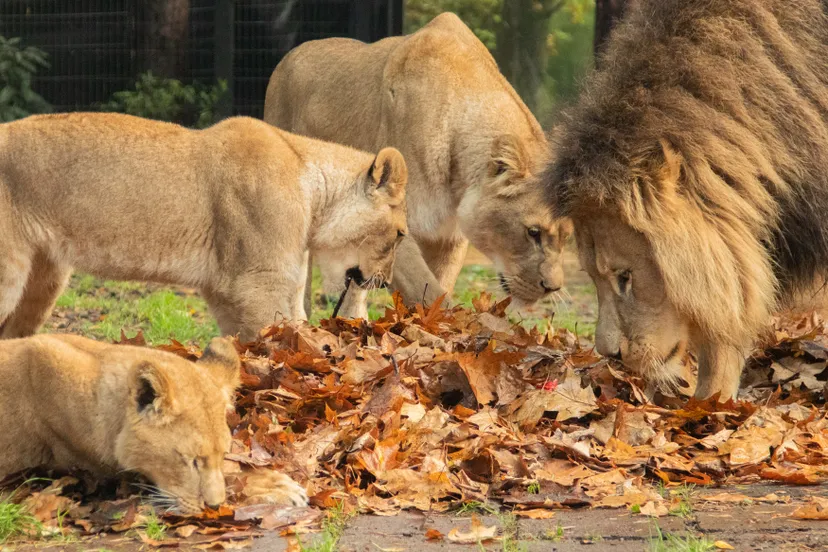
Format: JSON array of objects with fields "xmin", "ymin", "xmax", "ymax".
[{"xmin": 0, "ymin": 0, "xmax": 403, "ymax": 118}]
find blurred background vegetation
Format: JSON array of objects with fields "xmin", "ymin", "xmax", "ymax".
[{"xmin": 405, "ymin": 0, "xmax": 596, "ymax": 122}]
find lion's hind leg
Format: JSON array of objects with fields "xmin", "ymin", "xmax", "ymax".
[{"xmin": 0, "ymin": 251, "xmax": 71, "ymax": 339}]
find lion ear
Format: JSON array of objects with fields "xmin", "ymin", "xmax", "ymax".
[
  {"xmin": 657, "ymin": 138, "xmax": 683, "ymax": 195},
  {"xmin": 489, "ymin": 135, "xmax": 528, "ymax": 180},
  {"xmin": 132, "ymin": 361, "xmax": 177, "ymax": 420},
  {"xmin": 366, "ymin": 147, "xmax": 407, "ymax": 202},
  {"xmin": 198, "ymin": 337, "xmax": 241, "ymax": 409}
]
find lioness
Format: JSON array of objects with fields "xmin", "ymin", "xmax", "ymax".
[
  {"xmin": 265, "ymin": 12, "xmax": 571, "ymax": 318},
  {"xmin": 0, "ymin": 334, "xmax": 308, "ymax": 513},
  {"xmin": 547, "ymin": 0, "xmax": 828, "ymax": 399},
  {"xmin": 0, "ymin": 113, "xmax": 407, "ymax": 341}
]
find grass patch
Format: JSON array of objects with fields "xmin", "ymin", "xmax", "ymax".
[
  {"xmin": 497, "ymin": 512, "xmax": 527, "ymax": 552},
  {"xmin": 50, "ymin": 274, "xmax": 218, "ymax": 346},
  {"xmin": 0, "ymin": 492, "xmax": 41, "ymax": 543},
  {"xmin": 299, "ymin": 502, "xmax": 352, "ymax": 552},
  {"xmin": 453, "ymin": 501, "xmax": 499, "ymax": 517},
  {"xmin": 668, "ymin": 484, "xmax": 696, "ymax": 518},
  {"xmin": 48, "ymin": 261, "xmax": 597, "ymax": 344},
  {"xmin": 526, "ymin": 481, "xmax": 540, "ymax": 495},
  {"xmin": 141, "ymin": 511, "xmax": 167, "ymax": 541},
  {"xmin": 649, "ymin": 524, "xmax": 715, "ymax": 552}
]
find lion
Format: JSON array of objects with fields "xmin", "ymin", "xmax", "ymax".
[
  {"xmin": 0, "ymin": 113, "xmax": 407, "ymax": 341},
  {"xmin": 265, "ymin": 12, "xmax": 571, "ymax": 319},
  {"xmin": 0, "ymin": 334, "xmax": 308, "ymax": 513},
  {"xmin": 546, "ymin": 0, "xmax": 828, "ymax": 400}
]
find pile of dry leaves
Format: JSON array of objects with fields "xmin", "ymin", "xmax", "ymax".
[{"xmin": 2, "ymin": 293, "xmax": 827, "ymax": 544}]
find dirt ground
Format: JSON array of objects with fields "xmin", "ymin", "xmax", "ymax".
[{"xmin": 9, "ymin": 484, "xmax": 827, "ymax": 551}]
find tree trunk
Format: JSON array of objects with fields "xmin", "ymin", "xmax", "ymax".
[
  {"xmin": 495, "ymin": 0, "xmax": 564, "ymax": 113},
  {"xmin": 594, "ymin": 0, "xmax": 630, "ymax": 62},
  {"xmin": 140, "ymin": 0, "xmax": 191, "ymax": 78}
]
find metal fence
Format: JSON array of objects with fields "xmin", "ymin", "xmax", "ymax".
[{"xmin": 0, "ymin": 0, "xmax": 403, "ymax": 118}]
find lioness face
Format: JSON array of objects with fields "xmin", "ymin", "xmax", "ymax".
[
  {"xmin": 117, "ymin": 339, "xmax": 241, "ymax": 514},
  {"xmin": 460, "ymin": 135, "xmax": 571, "ymax": 305},
  {"xmin": 578, "ymin": 214, "xmax": 690, "ymax": 387},
  {"xmin": 318, "ymin": 147, "xmax": 408, "ymax": 290}
]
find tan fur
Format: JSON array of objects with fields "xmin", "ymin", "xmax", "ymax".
[
  {"xmin": 265, "ymin": 12, "xmax": 570, "ymax": 317},
  {"xmin": 0, "ymin": 113, "xmax": 407, "ymax": 341},
  {"xmin": 0, "ymin": 334, "xmax": 307, "ymax": 513},
  {"xmin": 548, "ymin": 0, "xmax": 828, "ymax": 400}
]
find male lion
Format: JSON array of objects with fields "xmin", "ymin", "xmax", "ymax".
[
  {"xmin": 547, "ymin": 0, "xmax": 828, "ymax": 399},
  {"xmin": 0, "ymin": 334, "xmax": 308, "ymax": 513},
  {"xmin": 265, "ymin": 12, "xmax": 571, "ymax": 318},
  {"xmin": 0, "ymin": 113, "xmax": 407, "ymax": 341}
]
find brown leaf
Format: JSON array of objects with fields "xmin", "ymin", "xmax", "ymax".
[
  {"xmin": 792, "ymin": 497, "xmax": 828, "ymax": 520},
  {"xmin": 446, "ymin": 515, "xmax": 497, "ymax": 543},
  {"xmin": 424, "ymin": 528, "xmax": 444, "ymax": 540}
]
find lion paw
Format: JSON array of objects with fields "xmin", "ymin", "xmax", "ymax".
[{"xmin": 242, "ymin": 469, "xmax": 309, "ymax": 507}]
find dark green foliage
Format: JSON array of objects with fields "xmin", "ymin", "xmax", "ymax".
[
  {"xmin": 0, "ymin": 35, "xmax": 51, "ymax": 122},
  {"xmin": 99, "ymin": 72, "xmax": 228, "ymax": 128}
]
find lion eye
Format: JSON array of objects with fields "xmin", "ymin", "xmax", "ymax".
[
  {"xmin": 192, "ymin": 458, "xmax": 199, "ymax": 470},
  {"xmin": 397, "ymin": 229, "xmax": 406, "ymax": 239},
  {"xmin": 617, "ymin": 270, "xmax": 632, "ymax": 295},
  {"xmin": 527, "ymin": 226, "xmax": 542, "ymax": 244}
]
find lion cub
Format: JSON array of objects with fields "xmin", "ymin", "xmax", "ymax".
[
  {"xmin": 0, "ymin": 334, "xmax": 308, "ymax": 513},
  {"xmin": 0, "ymin": 113, "xmax": 407, "ymax": 341}
]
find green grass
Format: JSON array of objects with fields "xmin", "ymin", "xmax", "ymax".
[
  {"xmin": 141, "ymin": 511, "xmax": 167, "ymax": 541},
  {"xmin": 299, "ymin": 502, "xmax": 352, "ymax": 552},
  {"xmin": 668, "ymin": 484, "xmax": 696, "ymax": 518},
  {"xmin": 526, "ymin": 481, "xmax": 540, "ymax": 495},
  {"xmin": 498, "ymin": 512, "xmax": 527, "ymax": 552},
  {"xmin": 649, "ymin": 524, "xmax": 715, "ymax": 552},
  {"xmin": 50, "ymin": 274, "xmax": 218, "ymax": 346},
  {"xmin": 0, "ymin": 492, "xmax": 41, "ymax": 543},
  {"xmin": 47, "ymin": 262, "xmax": 597, "ymax": 345},
  {"xmin": 453, "ymin": 501, "xmax": 499, "ymax": 517}
]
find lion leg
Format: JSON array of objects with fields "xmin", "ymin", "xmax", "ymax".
[
  {"xmin": 695, "ymin": 341, "xmax": 747, "ymax": 400},
  {"xmin": 420, "ymin": 237, "xmax": 469, "ymax": 296},
  {"xmin": 0, "ymin": 252, "xmax": 71, "ymax": 339},
  {"xmin": 302, "ymin": 250, "xmax": 313, "ymax": 319},
  {"xmin": 0, "ymin": 247, "xmax": 33, "ymax": 338},
  {"xmin": 337, "ymin": 280, "xmax": 369, "ymax": 319},
  {"xmin": 388, "ymin": 236, "xmax": 447, "ymax": 307},
  {"xmin": 205, "ymin": 270, "xmax": 299, "ymax": 342}
]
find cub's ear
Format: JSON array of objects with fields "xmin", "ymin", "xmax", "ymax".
[
  {"xmin": 132, "ymin": 361, "xmax": 177, "ymax": 420},
  {"xmin": 367, "ymin": 147, "xmax": 407, "ymax": 202},
  {"xmin": 489, "ymin": 134, "xmax": 529, "ymax": 180},
  {"xmin": 198, "ymin": 337, "xmax": 241, "ymax": 408}
]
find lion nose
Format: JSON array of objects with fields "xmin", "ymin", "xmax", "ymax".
[
  {"xmin": 607, "ymin": 350, "xmax": 623, "ymax": 361},
  {"xmin": 540, "ymin": 280, "xmax": 560, "ymax": 293},
  {"xmin": 206, "ymin": 502, "xmax": 221, "ymax": 510}
]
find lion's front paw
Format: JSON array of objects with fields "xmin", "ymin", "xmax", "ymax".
[{"xmin": 242, "ymin": 469, "xmax": 309, "ymax": 507}]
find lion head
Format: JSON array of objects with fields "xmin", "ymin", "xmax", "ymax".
[
  {"xmin": 546, "ymin": 0, "xmax": 828, "ymax": 399},
  {"xmin": 313, "ymin": 147, "xmax": 408, "ymax": 291},
  {"xmin": 460, "ymin": 134, "xmax": 573, "ymax": 305},
  {"xmin": 115, "ymin": 338, "xmax": 241, "ymax": 513}
]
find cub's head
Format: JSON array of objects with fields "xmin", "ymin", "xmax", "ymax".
[
  {"xmin": 115, "ymin": 338, "xmax": 241, "ymax": 514},
  {"xmin": 460, "ymin": 134, "xmax": 572, "ymax": 305},
  {"xmin": 315, "ymin": 147, "xmax": 408, "ymax": 290}
]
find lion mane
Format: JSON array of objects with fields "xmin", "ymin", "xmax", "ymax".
[{"xmin": 548, "ymin": 0, "xmax": 828, "ymax": 349}]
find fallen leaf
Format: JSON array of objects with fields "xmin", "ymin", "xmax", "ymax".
[
  {"xmin": 446, "ymin": 515, "xmax": 497, "ymax": 544},
  {"xmin": 792, "ymin": 497, "xmax": 828, "ymax": 520}
]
